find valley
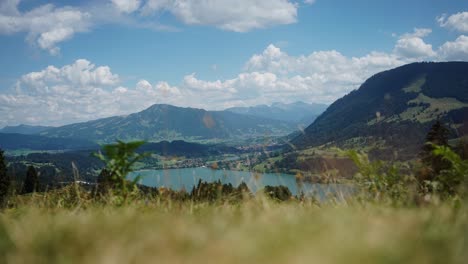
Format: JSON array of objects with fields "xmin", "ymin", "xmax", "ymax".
[{"xmin": 2, "ymin": 62, "xmax": 468, "ymax": 190}]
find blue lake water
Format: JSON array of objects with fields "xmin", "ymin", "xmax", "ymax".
[{"xmin": 129, "ymin": 167, "xmax": 352, "ymax": 199}]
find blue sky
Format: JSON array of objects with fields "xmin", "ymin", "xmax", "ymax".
[{"xmin": 0, "ymin": 0, "xmax": 467, "ymax": 126}]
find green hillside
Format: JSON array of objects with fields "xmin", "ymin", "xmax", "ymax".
[{"xmin": 292, "ymin": 62, "xmax": 468, "ymax": 156}]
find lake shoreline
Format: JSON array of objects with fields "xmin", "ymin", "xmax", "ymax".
[{"xmin": 129, "ymin": 167, "xmax": 354, "ymax": 198}]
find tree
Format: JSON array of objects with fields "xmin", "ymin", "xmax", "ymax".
[
  {"xmin": 0, "ymin": 149, "xmax": 10, "ymax": 206},
  {"xmin": 419, "ymin": 121, "xmax": 451, "ymax": 185},
  {"xmin": 23, "ymin": 165, "xmax": 38, "ymax": 194}
]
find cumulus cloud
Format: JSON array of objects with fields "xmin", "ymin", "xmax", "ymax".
[
  {"xmin": 394, "ymin": 28, "xmax": 436, "ymax": 59},
  {"xmin": 438, "ymin": 35, "xmax": 468, "ymax": 61},
  {"xmin": 438, "ymin": 12, "xmax": 468, "ymax": 33},
  {"xmin": 17, "ymin": 59, "xmax": 120, "ymax": 94},
  {"xmin": 141, "ymin": 0, "xmax": 298, "ymax": 32},
  {"xmin": 178, "ymin": 31, "xmax": 466, "ymax": 111},
  {"xmin": 111, "ymin": 0, "xmax": 141, "ymax": 13},
  {"xmin": 195, "ymin": 46, "xmax": 406, "ymax": 107},
  {"xmin": 245, "ymin": 45, "xmax": 406, "ymax": 83},
  {"xmin": 0, "ymin": 60, "xmax": 186, "ymax": 126},
  {"xmin": 0, "ymin": 0, "xmax": 306, "ymax": 54},
  {"xmin": 0, "ymin": 0, "xmax": 92, "ymax": 55}
]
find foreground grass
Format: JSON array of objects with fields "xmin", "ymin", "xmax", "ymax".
[{"xmin": 0, "ymin": 194, "xmax": 467, "ymax": 264}]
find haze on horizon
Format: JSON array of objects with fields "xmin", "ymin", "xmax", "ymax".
[{"xmin": 0, "ymin": 0, "xmax": 467, "ymax": 127}]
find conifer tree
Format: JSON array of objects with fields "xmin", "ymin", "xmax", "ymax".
[
  {"xmin": 23, "ymin": 165, "xmax": 38, "ymax": 194},
  {"xmin": 420, "ymin": 120, "xmax": 451, "ymax": 181},
  {"xmin": 0, "ymin": 148, "xmax": 10, "ymax": 206}
]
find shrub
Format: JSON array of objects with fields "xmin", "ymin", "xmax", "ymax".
[
  {"xmin": 432, "ymin": 145, "xmax": 468, "ymax": 198},
  {"xmin": 347, "ymin": 150, "xmax": 416, "ymax": 204},
  {"xmin": 94, "ymin": 140, "xmax": 148, "ymax": 204},
  {"xmin": 190, "ymin": 179, "xmax": 251, "ymax": 202},
  {"xmin": 263, "ymin": 185, "xmax": 292, "ymax": 201}
]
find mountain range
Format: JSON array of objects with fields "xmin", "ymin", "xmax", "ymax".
[
  {"xmin": 226, "ymin": 101, "xmax": 327, "ymax": 126},
  {"xmin": 39, "ymin": 104, "xmax": 296, "ymax": 143},
  {"xmin": 292, "ymin": 62, "xmax": 468, "ymax": 156}
]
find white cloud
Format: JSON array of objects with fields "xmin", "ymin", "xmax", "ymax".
[
  {"xmin": 439, "ymin": 35, "xmax": 468, "ymax": 61},
  {"xmin": 394, "ymin": 28, "xmax": 436, "ymax": 59},
  {"xmin": 17, "ymin": 59, "xmax": 120, "ymax": 93},
  {"xmin": 0, "ymin": 0, "xmax": 20, "ymax": 16},
  {"xmin": 112, "ymin": 0, "xmax": 141, "ymax": 13},
  {"xmin": 141, "ymin": 0, "xmax": 298, "ymax": 32},
  {"xmin": 155, "ymin": 81, "xmax": 182, "ymax": 96},
  {"xmin": 245, "ymin": 45, "xmax": 406, "ymax": 82},
  {"xmin": 179, "ymin": 45, "xmax": 415, "ymax": 109},
  {"xmin": 438, "ymin": 12, "xmax": 468, "ymax": 33},
  {"xmin": 304, "ymin": 0, "xmax": 316, "ymax": 5},
  {"xmin": 0, "ymin": 1, "xmax": 92, "ymax": 55},
  {"xmin": 0, "ymin": 0, "xmax": 307, "ymax": 54},
  {"xmin": 401, "ymin": 28, "xmax": 432, "ymax": 38},
  {"xmin": 0, "ymin": 60, "xmax": 187, "ymax": 126}
]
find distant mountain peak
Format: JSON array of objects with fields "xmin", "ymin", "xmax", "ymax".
[
  {"xmin": 40, "ymin": 104, "xmax": 295, "ymax": 143},
  {"xmin": 226, "ymin": 101, "xmax": 328, "ymax": 124}
]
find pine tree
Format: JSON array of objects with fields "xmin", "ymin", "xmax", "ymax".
[
  {"xmin": 420, "ymin": 120, "xmax": 451, "ymax": 181},
  {"xmin": 424, "ymin": 120, "xmax": 449, "ymax": 147},
  {"xmin": 23, "ymin": 165, "xmax": 38, "ymax": 194},
  {"xmin": 0, "ymin": 148, "xmax": 10, "ymax": 206}
]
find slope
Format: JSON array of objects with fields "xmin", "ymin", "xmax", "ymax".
[{"xmin": 292, "ymin": 62, "xmax": 468, "ymax": 154}]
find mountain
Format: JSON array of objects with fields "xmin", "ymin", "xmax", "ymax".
[
  {"xmin": 40, "ymin": 104, "xmax": 295, "ymax": 143},
  {"xmin": 226, "ymin": 101, "xmax": 328, "ymax": 125},
  {"xmin": 0, "ymin": 133, "xmax": 98, "ymax": 151},
  {"xmin": 292, "ymin": 62, "xmax": 468, "ymax": 155},
  {"xmin": 0, "ymin": 124, "xmax": 52, "ymax": 135}
]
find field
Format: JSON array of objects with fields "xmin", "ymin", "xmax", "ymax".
[{"xmin": 0, "ymin": 191, "xmax": 467, "ymax": 264}]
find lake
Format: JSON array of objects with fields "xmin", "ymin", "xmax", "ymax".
[{"xmin": 129, "ymin": 167, "xmax": 353, "ymax": 199}]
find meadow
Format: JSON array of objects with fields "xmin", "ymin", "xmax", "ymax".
[{"xmin": 0, "ymin": 181, "xmax": 466, "ymax": 264}]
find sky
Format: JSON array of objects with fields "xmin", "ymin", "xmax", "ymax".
[{"xmin": 0, "ymin": 0, "xmax": 468, "ymax": 127}]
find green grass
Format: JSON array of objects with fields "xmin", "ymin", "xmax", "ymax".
[
  {"xmin": 406, "ymin": 93, "xmax": 468, "ymax": 123},
  {"xmin": 0, "ymin": 191, "xmax": 467, "ymax": 264},
  {"xmin": 403, "ymin": 76, "xmax": 426, "ymax": 93},
  {"xmin": 387, "ymin": 93, "xmax": 468, "ymax": 124},
  {"xmin": 252, "ymin": 155, "xmax": 283, "ymax": 172}
]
